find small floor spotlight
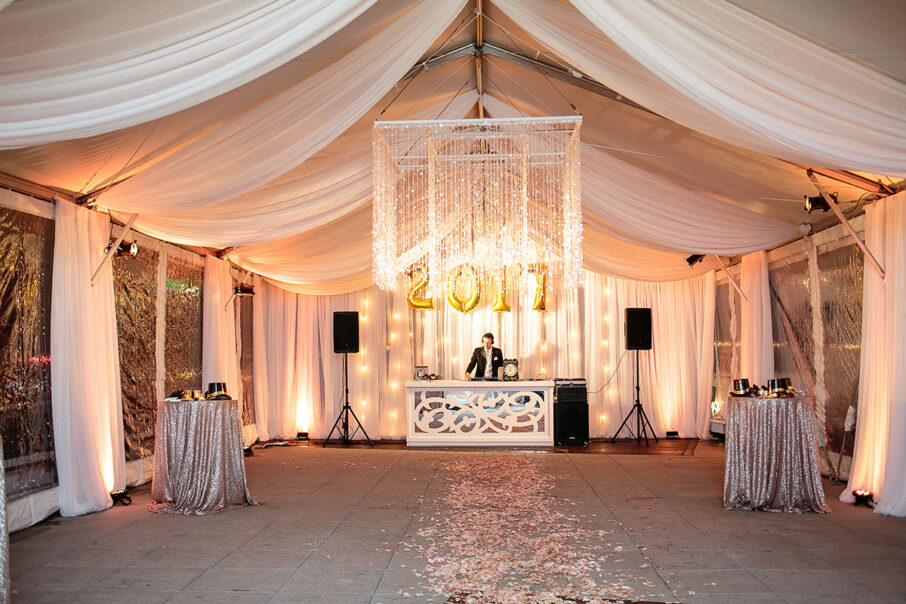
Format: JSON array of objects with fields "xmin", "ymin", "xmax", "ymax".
[
  {"xmin": 853, "ymin": 489, "xmax": 874, "ymax": 507},
  {"xmin": 296, "ymin": 431, "xmax": 309, "ymax": 441},
  {"xmin": 685, "ymin": 254, "xmax": 705, "ymax": 267},
  {"xmin": 665, "ymin": 431, "xmax": 679, "ymax": 440},
  {"xmin": 804, "ymin": 192, "xmax": 836, "ymax": 213},
  {"xmin": 111, "ymin": 490, "xmax": 132, "ymax": 506}
]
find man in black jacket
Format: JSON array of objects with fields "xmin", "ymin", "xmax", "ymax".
[{"xmin": 464, "ymin": 332, "xmax": 503, "ymax": 380}]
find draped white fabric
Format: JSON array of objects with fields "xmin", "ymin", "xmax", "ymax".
[
  {"xmin": 127, "ymin": 89, "xmax": 480, "ymax": 248},
  {"xmin": 583, "ymin": 271, "xmax": 715, "ymax": 439},
  {"xmin": 202, "ymin": 256, "xmax": 241, "ymax": 401},
  {"xmin": 845, "ymin": 192, "xmax": 906, "ymax": 516},
  {"xmin": 50, "ymin": 203, "xmax": 126, "ymax": 516},
  {"xmin": 482, "ymin": 94, "xmax": 801, "ymax": 254},
  {"xmin": 739, "ymin": 251, "xmax": 774, "ymax": 386},
  {"xmin": 224, "ymin": 84, "xmax": 799, "ymax": 293},
  {"xmin": 0, "ymin": 0, "xmax": 377, "ymax": 148},
  {"xmin": 498, "ymin": 0, "xmax": 906, "ymax": 174},
  {"xmin": 95, "ymin": 0, "xmax": 467, "ymax": 214},
  {"xmin": 252, "ymin": 276, "xmax": 308, "ymax": 441},
  {"xmin": 257, "ymin": 269, "xmax": 714, "ymax": 441}
]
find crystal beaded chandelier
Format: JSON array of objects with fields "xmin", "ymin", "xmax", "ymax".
[{"xmin": 372, "ymin": 116, "xmax": 582, "ymax": 298}]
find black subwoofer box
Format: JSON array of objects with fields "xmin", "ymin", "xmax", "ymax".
[{"xmin": 554, "ymin": 401, "xmax": 589, "ymax": 446}]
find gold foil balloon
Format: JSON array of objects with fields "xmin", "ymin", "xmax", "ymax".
[
  {"xmin": 447, "ymin": 263, "xmax": 480, "ymax": 313},
  {"xmin": 528, "ymin": 263, "xmax": 548, "ymax": 311},
  {"xmin": 492, "ymin": 266, "xmax": 511, "ymax": 312},
  {"xmin": 406, "ymin": 266, "xmax": 434, "ymax": 310}
]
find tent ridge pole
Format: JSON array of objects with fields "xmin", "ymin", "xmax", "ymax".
[{"xmin": 713, "ymin": 255, "xmax": 748, "ymax": 303}]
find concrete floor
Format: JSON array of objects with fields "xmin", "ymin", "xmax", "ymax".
[{"xmin": 9, "ymin": 442, "xmax": 906, "ymax": 603}]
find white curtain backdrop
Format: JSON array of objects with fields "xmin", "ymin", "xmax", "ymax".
[
  {"xmin": 202, "ymin": 256, "xmax": 241, "ymax": 401},
  {"xmin": 496, "ymin": 0, "xmax": 906, "ymax": 175},
  {"xmin": 583, "ymin": 271, "xmax": 715, "ymax": 439},
  {"xmin": 50, "ymin": 202, "xmax": 126, "ymax": 516},
  {"xmin": 255, "ymin": 269, "xmax": 715, "ymax": 441},
  {"xmin": 0, "ymin": 0, "xmax": 377, "ymax": 148},
  {"xmin": 740, "ymin": 251, "xmax": 774, "ymax": 386},
  {"xmin": 252, "ymin": 277, "xmax": 306, "ymax": 440},
  {"xmin": 845, "ymin": 191, "xmax": 906, "ymax": 516}
]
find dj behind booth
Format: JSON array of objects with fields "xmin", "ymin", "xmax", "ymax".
[{"xmin": 404, "ymin": 329, "xmax": 589, "ymax": 446}]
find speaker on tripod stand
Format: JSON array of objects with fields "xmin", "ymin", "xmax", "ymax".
[
  {"xmin": 612, "ymin": 308, "xmax": 659, "ymax": 445},
  {"xmin": 324, "ymin": 311, "xmax": 373, "ymax": 446}
]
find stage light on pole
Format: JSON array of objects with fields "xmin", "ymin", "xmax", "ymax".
[
  {"xmin": 107, "ymin": 240, "xmax": 138, "ymax": 258},
  {"xmin": 685, "ymin": 254, "xmax": 705, "ymax": 267},
  {"xmin": 804, "ymin": 192, "xmax": 836, "ymax": 213}
]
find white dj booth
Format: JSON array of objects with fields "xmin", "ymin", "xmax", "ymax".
[{"xmin": 405, "ymin": 380, "xmax": 555, "ymax": 446}]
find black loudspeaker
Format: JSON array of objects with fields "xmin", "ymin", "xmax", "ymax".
[
  {"xmin": 333, "ymin": 311, "xmax": 359, "ymax": 353},
  {"xmin": 625, "ymin": 307, "xmax": 652, "ymax": 351},
  {"xmin": 555, "ymin": 401, "xmax": 589, "ymax": 445}
]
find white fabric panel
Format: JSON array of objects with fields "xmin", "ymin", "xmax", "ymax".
[
  {"xmin": 581, "ymin": 226, "xmax": 721, "ymax": 282},
  {"xmin": 202, "ymin": 256, "xmax": 241, "ymax": 399},
  {"xmin": 696, "ymin": 271, "xmax": 717, "ymax": 439},
  {"xmin": 50, "ymin": 202, "xmax": 126, "ymax": 516},
  {"xmin": 0, "ymin": 0, "xmax": 376, "ymax": 148},
  {"xmin": 845, "ymin": 192, "xmax": 906, "ymax": 516},
  {"xmin": 729, "ymin": 0, "xmax": 906, "ymax": 84},
  {"xmin": 482, "ymin": 94, "xmax": 801, "ymax": 254},
  {"xmin": 96, "ymin": 0, "xmax": 467, "ymax": 214},
  {"xmin": 568, "ymin": 0, "xmax": 906, "ymax": 175},
  {"xmin": 126, "ymin": 88, "xmax": 479, "ymax": 247},
  {"xmin": 0, "ymin": 188, "xmax": 54, "ymax": 219},
  {"xmin": 876, "ymin": 194, "xmax": 906, "ymax": 516},
  {"xmin": 583, "ymin": 271, "xmax": 715, "ymax": 438},
  {"xmin": 252, "ymin": 276, "xmax": 301, "ymax": 440},
  {"xmin": 6, "ymin": 487, "xmax": 59, "ymax": 533},
  {"xmin": 495, "ymin": 0, "xmax": 906, "ymax": 174},
  {"xmin": 739, "ymin": 251, "xmax": 774, "ymax": 386}
]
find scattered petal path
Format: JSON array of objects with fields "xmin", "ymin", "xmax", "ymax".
[{"xmin": 401, "ymin": 455, "xmax": 671, "ymax": 603}]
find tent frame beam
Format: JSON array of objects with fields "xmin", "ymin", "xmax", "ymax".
[
  {"xmin": 807, "ymin": 169, "xmax": 885, "ymax": 281},
  {"xmin": 401, "ymin": 43, "xmax": 653, "ymax": 115}
]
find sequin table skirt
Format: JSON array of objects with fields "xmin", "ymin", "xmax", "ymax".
[
  {"xmin": 150, "ymin": 399, "xmax": 255, "ymax": 515},
  {"xmin": 723, "ymin": 396, "xmax": 828, "ymax": 513}
]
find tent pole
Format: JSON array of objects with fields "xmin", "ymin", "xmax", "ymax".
[
  {"xmin": 713, "ymin": 255, "xmax": 748, "ymax": 303},
  {"xmin": 91, "ymin": 212, "xmax": 138, "ymax": 286},
  {"xmin": 807, "ymin": 170, "xmax": 885, "ymax": 281},
  {"xmin": 475, "ymin": 0, "xmax": 484, "ymax": 118}
]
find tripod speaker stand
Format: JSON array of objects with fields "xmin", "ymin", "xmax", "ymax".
[
  {"xmin": 612, "ymin": 308, "xmax": 659, "ymax": 445},
  {"xmin": 324, "ymin": 352, "xmax": 373, "ymax": 446},
  {"xmin": 324, "ymin": 311, "xmax": 373, "ymax": 447}
]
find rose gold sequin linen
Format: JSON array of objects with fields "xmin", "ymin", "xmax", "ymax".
[{"xmin": 723, "ymin": 396, "xmax": 829, "ymax": 513}]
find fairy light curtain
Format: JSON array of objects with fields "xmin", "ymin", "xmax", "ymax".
[
  {"xmin": 252, "ymin": 269, "xmax": 713, "ymax": 442},
  {"xmin": 372, "ymin": 117, "xmax": 583, "ymax": 299}
]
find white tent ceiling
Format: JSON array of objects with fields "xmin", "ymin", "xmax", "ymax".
[{"xmin": 0, "ymin": 0, "xmax": 903, "ymax": 292}]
